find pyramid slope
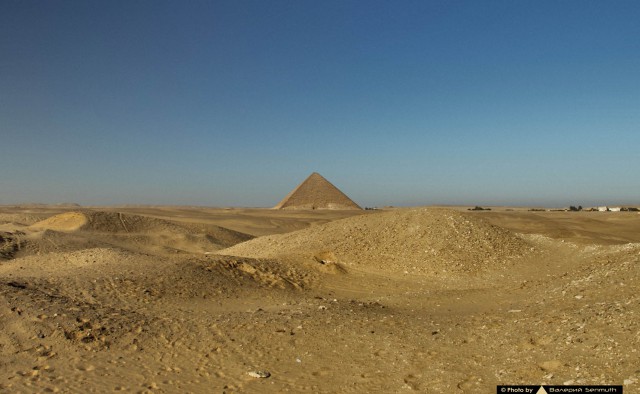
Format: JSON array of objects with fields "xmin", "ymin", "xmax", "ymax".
[{"xmin": 274, "ymin": 172, "xmax": 361, "ymax": 210}]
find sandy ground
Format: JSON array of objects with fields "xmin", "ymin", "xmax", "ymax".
[{"xmin": 1, "ymin": 205, "xmax": 639, "ymax": 393}]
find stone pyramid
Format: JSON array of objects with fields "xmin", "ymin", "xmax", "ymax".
[{"xmin": 274, "ymin": 172, "xmax": 362, "ymax": 210}]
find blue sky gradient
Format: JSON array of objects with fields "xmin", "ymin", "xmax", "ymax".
[{"xmin": 1, "ymin": 1, "xmax": 639, "ymax": 207}]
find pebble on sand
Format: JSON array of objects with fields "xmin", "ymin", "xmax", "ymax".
[{"xmin": 247, "ymin": 371, "xmax": 271, "ymax": 378}]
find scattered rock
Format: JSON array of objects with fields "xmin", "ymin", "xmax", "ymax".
[{"xmin": 247, "ymin": 371, "xmax": 271, "ymax": 378}]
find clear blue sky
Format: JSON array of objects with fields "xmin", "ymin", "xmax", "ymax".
[{"xmin": 1, "ymin": 1, "xmax": 639, "ymax": 207}]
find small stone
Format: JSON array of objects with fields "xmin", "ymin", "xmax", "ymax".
[{"xmin": 247, "ymin": 371, "xmax": 271, "ymax": 378}]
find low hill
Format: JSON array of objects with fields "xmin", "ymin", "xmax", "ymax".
[{"xmin": 219, "ymin": 208, "xmax": 534, "ymax": 276}]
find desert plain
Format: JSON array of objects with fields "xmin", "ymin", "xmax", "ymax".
[{"xmin": 1, "ymin": 205, "xmax": 639, "ymax": 393}]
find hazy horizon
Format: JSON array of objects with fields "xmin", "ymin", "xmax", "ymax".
[
  {"xmin": 1, "ymin": 197, "xmax": 638, "ymax": 210},
  {"xmin": 2, "ymin": 1, "xmax": 639, "ymax": 208}
]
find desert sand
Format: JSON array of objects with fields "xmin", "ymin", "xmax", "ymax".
[{"xmin": 1, "ymin": 205, "xmax": 639, "ymax": 393}]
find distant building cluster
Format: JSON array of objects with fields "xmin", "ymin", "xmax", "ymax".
[
  {"xmin": 570, "ymin": 206, "xmax": 637, "ymax": 212},
  {"xmin": 529, "ymin": 206, "xmax": 639, "ymax": 212},
  {"xmin": 595, "ymin": 206, "xmax": 638, "ymax": 212}
]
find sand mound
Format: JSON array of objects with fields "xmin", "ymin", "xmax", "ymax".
[
  {"xmin": 30, "ymin": 212, "xmax": 88, "ymax": 232},
  {"xmin": 219, "ymin": 208, "xmax": 534, "ymax": 276},
  {"xmin": 25, "ymin": 211, "xmax": 253, "ymax": 256},
  {"xmin": 29, "ymin": 211, "xmax": 183, "ymax": 234}
]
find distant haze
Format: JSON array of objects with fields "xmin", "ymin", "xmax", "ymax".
[{"xmin": 1, "ymin": 1, "xmax": 639, "ymax": 208}]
